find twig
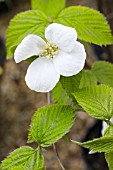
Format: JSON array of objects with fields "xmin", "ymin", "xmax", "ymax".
[
  {"xmin": 53, "ymin": 144, "xmax": 65, "ymax": 170},
  {"xmin": 47, "ymin": 92, "xmax": 66, "ymax": 170},
  {"xmin": 47, "ymin": 91, "xmax": 51, "ymax": 104}
]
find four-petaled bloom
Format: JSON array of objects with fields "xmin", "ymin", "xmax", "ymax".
[{"xmin": 14, "ymin": 23, "xmax": 86, "ymax": 92}]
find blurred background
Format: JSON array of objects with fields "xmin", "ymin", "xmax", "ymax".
[{"xmin": 0, "ymin": 0, "xmax": 113, "ymax": 169}]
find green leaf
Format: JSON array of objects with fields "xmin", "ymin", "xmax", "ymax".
[
  {"xmin": 32, "ymin": 0, "xmax": 66, "ymax": 18},
  {"xmin": 28, "ymin": 105, "xmax": 75, "ymax": 147},
  {"xmin": 79, "ymin": 70, "xmax": 97, "ymax": 89},
  {"xmin": 25, "ymin": 56, "xmax": 38, "ymax": 63},
  {"xmin": 102, "ymin": 133, "xmax": 113, "ymax": 170},
  {"xmin": 104, "ymin": 125, "xmax": 113, "ymax": 136},
  {"xmin": 105, "ymin": 152, "xmax": 113, "ymax": 170},
  {"xmin": 52, "ymin": 82, "xmax": 69, "ymax": 104},
  {"xmin": 10, "ymin": 165, "xmax": 30, "ymax": 170},
  {"xmin": 6, "ymin": 10, "xmax": 49, "ymax": 58},
  {"xmin": 103, "ymin": 120, "xmax": 113, "ymax": 169},
  {"xmin": 56, "ymin": 6, "xmax": 113, "ymax": 45},
  {"xmin": 1, "ymin": 146, "xmax": 34, "ymax": 170},
  {"xmin": 92, "ymin": 61, "xmax": 113, "ymax": 87},
  {"xmin": 74, "ymin": 85, "xmax": 113, "ymax": 120},
  {"xmin": 60, "ymin": 71, "xmax": 82, "ymax": 96},
  {"xmin": 1, "ymin": 146, "xmax": 45, "ymax": 170},
  {"xmin": 72, "ymin": 136, "xmax": 113, "ymax": 153},
  {"xmin": 36, "ymin": 148, "xmax": 45, "ymax": 170}
]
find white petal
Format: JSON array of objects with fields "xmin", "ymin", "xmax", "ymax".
[
  {"xmin": 111, "ymin": 117, "xmax": 113, "ymax": 123},
  {"xmin": 14, "ymin": 34, "xmax": 46, "ymax": 63},
  {"xmin": 45, "ymin": 23, "xmax": 77, "ymax": 52},
  {"xmin": 53, "ymin": 41, "xmax": 86, "ymax": 76},
  {"xmin": 89, "ymin": 150, "xmax": 97, "ymax": 154},
  {"xmin": 101, "ymin": 121, "xmax": 108, "ymax": 135},
  {"xmin": 25, "ymin": 57, "xmax": 60, "ymax": 92},
  {"xmin": 101, "ymin": 117, "xmax": 113, "ymax": 135}
]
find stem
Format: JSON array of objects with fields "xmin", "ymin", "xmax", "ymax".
[
  {"xmin": 53, "ymin": 144, "xmax": 65, "ymax": 170},
  {"xmin": 47, "ymin": 91, "xmax": 51, "ymax": 104},
  {"xmin": 47, "ymin": 92, "xmax": 65, "ymax": 170}
]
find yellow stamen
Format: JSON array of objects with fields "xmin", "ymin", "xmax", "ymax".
[{"xmin": 40, "ymin": 42, "xmax": 58, "ymax": 58}]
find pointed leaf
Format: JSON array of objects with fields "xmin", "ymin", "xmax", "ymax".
[
  {"xmin": 105, "ymin": 152, "xmax": 113, "ymax": 170},
  {"xmin": 103, "ymin": 119, "xmax": 113, "ymax": 170},
  {"xmin": 52, "ymin": 82, "xmax": 69, "ymax": 104},
  {"xmin": 28, "ymin": 105, "xmax": 75, "ymax": 147},
  {"xmin": 6, "ymin": 10, "xmax": 49, "ymax": 58},
  {"xmin": 36, "ymin": 148, "xmax": 45, "ymax": 170},
  {"xmin": 56, "ymin": 6, "xmax": 113, "ymax": 45},
  {"xmin": 79, "ymin": 70, "xmax": 97, "ymax": 89},
  {"xmin": 10, "ymin": 166, "xmax": 32, "ymax": 170},
  {"xmin": 74, "ymin": 85, "xmax": 113, "ymax": 120},
  {"xmin": 72, "ymin": 136, "xmax": 113, "ymax": 153},
  {"xmin": 60, "ymin": 71, "xmax": 82, "ymax": 96},
  {"xmin": 1, "ymin": 146, "xmax": 45, "ymax": 170},
  {"xmin": 104, "ymin": 125, "xmax": 113, "ymax": 136},
  {"xmin": 32, "ymin": 0, "xmax": 66, "ymax": 18},
  {"xmin": 92, "ymin": 61, "xmax": 113, "ymax": 87}
]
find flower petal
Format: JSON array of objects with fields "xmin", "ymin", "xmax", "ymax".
[
  {"xmin": 53, "ymin": 41, "xmax": 86, "ymax": 76},
  {"xmin": 45, "ymin": 23, "xmax": 77, "ymax": 52},
  {"xmin": 101, "ymin": 117, "xmax": 113, "ymax": 135},
  {"xmin": 101, "ymin": 121, "xmax": 108, "ymax": 135},
  {"xmin": 14, "ymin": 34, "xmax": 46, "ymax": 63},
  {"xmin": 25, "ymin": 57, "xmax": 60, "ymax": 92}
]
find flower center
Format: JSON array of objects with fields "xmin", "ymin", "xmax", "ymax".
[{"xmin": 41, "ymin": 42, "xmax": 58, "ymax": 58}]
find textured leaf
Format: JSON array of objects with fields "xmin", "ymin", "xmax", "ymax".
[
  {"xmin": 105, "ymin": 152, "xmax": 113, "ymax": 170},
  {"xmin": 52, "ymin": 82, "xmax": 69, "ymax": 104},
  {"xmin": 102, "ymin": 119, "xmax": 113, "ymax": 169},
  {"xmin": 1, "ymin": 146, "xmax": 45, "ymax": 170},
  {"xmin": 74, "ymin": 85, "xmax": 113, "ymax": 120},
  {"xmin": 72, "ymin": 136, "xmax": 113, "ymax": 153},
  {"xmin": 36, "ymin": 148, "xmax": 45, "ymax": 170},
  {"xmin": 6, "ymin": 10, "xmax": 49, "ymax": 58},
  {"xmin": 10, "ymin": 165, "xmax": 30, "ymax": 170},
  {"xmin": 104, "ymin": 125, "xmax": 113, "ymax": 136},
  {"xmin": 60, "ymin": 71, "xmax": 82, "ymax": 96},
  {"xmin": 92, "ymin": 61, "xmax": 113, "ymax": 87},
  {"xmin": 28, "ymin": 105, "xmax": 75, "ymax": 147},
  {"xmin": 79, "ymin": 70, "xmax": 97, "ymax": 89},
  {"xmin": 56, "ymin": 6, "xmax": 113, "ymax": 45},
  {"xmin": 104, "ymin": 123, "xmax": 113, "ymax": 169},
  {"xmin": 32, "ymin": 0, "xmax": 66, "ymax": 18}
]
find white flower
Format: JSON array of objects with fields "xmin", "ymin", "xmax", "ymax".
[{"xmin": 14, "ymin": 23, "xmax": 86, "ymax": 92}]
